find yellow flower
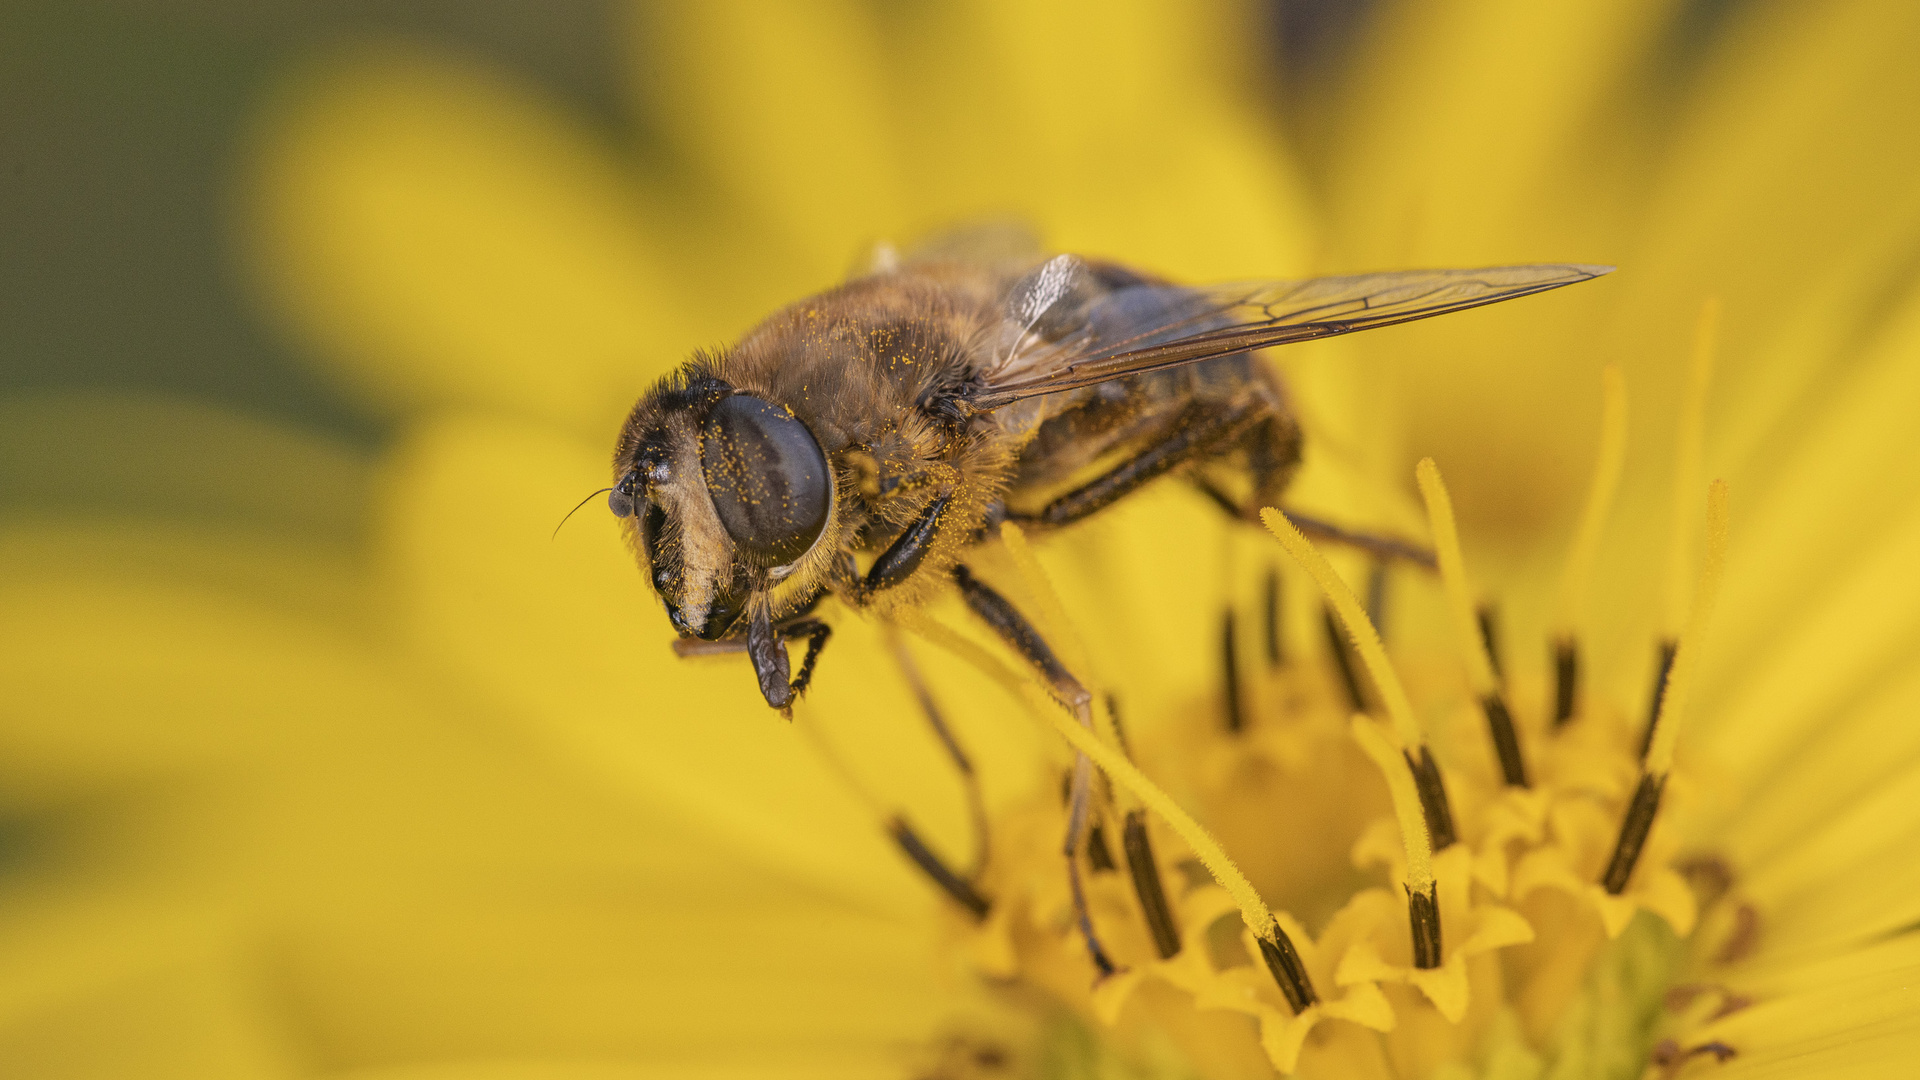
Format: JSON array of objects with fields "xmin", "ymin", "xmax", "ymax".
[{"xmin": 8, "ymin": 0, "xmax": 1918, "ymax": 1076}]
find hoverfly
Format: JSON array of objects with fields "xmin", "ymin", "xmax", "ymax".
[{"xmin": 611, "ymin": 231, "xmax": 1608, "ymax": 712}]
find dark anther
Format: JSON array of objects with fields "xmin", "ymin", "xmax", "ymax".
[
  {"xmin": 1477, "ymin": 604, "xmax": 1502, "ymax": 679},
  {"xmin": 1404, "ymin": 745, "xmax": 1458, "ymax": 850},
  {"xmin": 1407, "ymin": 881, "xmax": 1443, "ymax": 969},
  {"xmin": 1322, "ymin": 606, "xmax": 1367, "ymax": 711},
  {"xmin": 1256, "ymin": 929, "xmax": 1319, "ymax": 1014},
  {"xmin": 1651, "ymin": 1039, "xmax": 1738, "ymax": 1072},
  {"xmin": 1086, "ymin": 822, "xmax": 1116, "ymax": 872},
  {"xmin": 1552, "ymin": 636, "xmax": 1579, "ymax": 726},
  {"xmin": 1106, "ymin": 693, "xmax": 1132, "ymax": 758},
  {"xmin": 1122, "ymin": 811, "xmax": 1181, "ymax": 961},
  {"xmin": 1482, "ymin": 693, "xmax": 1530, "ymax": 788},
  {"xmin": 890, "ymin": 817, "xmax": 990, "ymax": 920},
  {"xmin": 1675, "ymin": 853, "xmax": 1736, "ymax": 907},
  {"xmin": 1264, "ymin": 566, "xmax": 1284, "ymax": 668},
  {"xmin": 1365, "ymin": 561, "xmax": 1390, "ymax": 640},
  {"xmin": 1601, "ymin": 771, "xmax": 1668, "ymax": 894},
  {"xmin": 1713, "ymin": 903, "xmax": 1761, "ymax": 965},
  {"xmin": 1221, "ymin": 608, "xmax": 1246, "ymax": 734},
  {"xmin": 1638, "ymin": 637, "xmax": 1680, "ymax": 760}
]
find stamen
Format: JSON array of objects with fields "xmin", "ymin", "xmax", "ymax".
[
  {"xmin": 1665, "ymin": 299, "xmax": 1720, "ymax": 637},
  {"xmin": 1264, "ymin": 566, "xmax": 1284, "ymax": 668},
  {"xmin": 1553, "ymin": 364, "xmax": 1629, "ymax": 725},
  {"xmin": 1087, "ymin": 821, "xmax": 1117, "ymax": 872},
  {"xmin": 1636, "ymin": 638, "xmax": 1679, "ymax": 761},
  {"xmin": 1221, "ymin": 608, "xmax": 1246, "ymax": 733},
  {"xmin": 1552, "ymin": 638, "xmax": 1578, "ymax": 727},
  {"xmin": 1257, "ymin": 930, "xmax": 1319, "ymax": 1013},
  {"xmin": 1353, "ymin": 716, "xmax": 1442, "ymax": 969},
  {"xmin": 1603, "ymin": 479, "xmax": 1728, "ymax": 894},
  {"xmin": 1643, "ymin": 480, "xmax": 1728, "ymax": 775},
  {"xmin": 1123, "ymin": 811, "xmax": 1182, "ymax": 960},
  {"xmin": 1366, "ymin": 561, "xmax": 1391, "ymax": 640},
  {"xmin": 1416, "ymin": 458, "xmax": 1528, "ymax": 787},
  {"xmin": 1322, "ymin": 606, "xmax": 1368, "ymax": 711},
  {"xmin": 1477, "ymin": 603, "xmax": 1502, "ymax": 679},
  {"xmin": 1264, "ymin": 510, "xmax": 1456, "ymax": 846},
  {"xmin": 1600, "ymin": 772, "xmax": 1668, "ymax": 894},
  {"xmin": 904, "ymin": 611, "xmax": 1317, "ymax": 1004}
]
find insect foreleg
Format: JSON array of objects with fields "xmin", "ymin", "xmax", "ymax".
[{"xmin": 862, "ymin": 492, "xmax": 953, "ymax": 596}]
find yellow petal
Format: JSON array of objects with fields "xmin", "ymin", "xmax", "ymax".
[
  {"xmin": 375, "ymin": 414, "xmax": 1024, "ymax": 914},
  {"xmin": 243, "ymin": 47, "xmax": 697, "ymax": 433},
  {"xmin": 629, "ymin": 0, "xmax": 904, "ymax": 279}
]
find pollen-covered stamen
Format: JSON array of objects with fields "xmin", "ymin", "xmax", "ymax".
[
  {"xmin": 1418, "ymin": 457, "xmax": 1528, "ymax": 787},
  {"xmin": 1266, "ymin": 508, "xmax": 1457, "ymax": 848},
  {"xmin": 1553, "ymin": 364, "xmax": 1628, "ymax": 726},
  {"xmin": 1605, "ymin": 479, "xmax": 1728, "ymax": 895},
  {"xmin": 906, "ymin": 609, "xmax": 1320, "ymax": 1008},
  {"xmin": 1353, "ymin": 716, "xmax": 1443, "ymax": 970}
]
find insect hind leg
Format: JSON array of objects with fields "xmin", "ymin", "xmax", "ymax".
[
  {"xmin": 952, "ymin": 564, "xmax": 1126, "ymax": 979},
  {"xmin": 885, "ymin": 626, "xmax": 991, "ymax": 876}
]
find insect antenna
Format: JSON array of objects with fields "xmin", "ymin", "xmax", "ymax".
[{"xmin": 552, "ymin": 488, "xmax": 616, "ymax": 540}]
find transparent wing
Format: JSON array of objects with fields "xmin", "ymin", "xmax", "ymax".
[{"xmin": 972, "ymin": 264, "xmax": 1612, "ymax": 410}]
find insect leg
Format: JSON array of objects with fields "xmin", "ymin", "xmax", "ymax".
[
  {"xmin": 952, "ymin": 564, "xmax": 1128, "ymax": 978},
  {"xmin": 1007, "ymin": 400, "xmax": 1264, "ymax": 529},
  {"xmin": 863, "ymin": 493, "xmax": 952, "ymax": 595},
  {"xmin": 885, "ymin": 626, "xmax": 991, "ymax": 876},
  {"xmin": 673, "ymin": 615, "xmax": 832, "ymax": 715},
  {"xmin": 1282, "ymin": 511, "xmax": 1436, "ymax": 569}
]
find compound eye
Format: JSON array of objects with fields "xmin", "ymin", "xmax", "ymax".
[
  {"xmin": 608, "ymin": 471, "xmax": 639, "ymax": 518},
  {"xmin": 700, "ymin": 394, "xmax": 831, "ymax": 566}
]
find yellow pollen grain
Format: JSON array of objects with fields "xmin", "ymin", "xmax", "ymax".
[
  {"xmin": 1415, "ymin": 458, "xmax": 1499, "ymax": 695},
  {"xmin": 902, "ymin": 610, "xmax": 1285, "ymax": 942},
  {"xmin": 1665, "ymin": 299, "xmax": 1720, "ymax": 635},
  {"xmin": 1645, "ymin": 479, "xmax": 1730, "ymax": 775},
  {"xmin": 1351, "ymin": 715, "xmax": 1435, "ymax": 892},
  {"xmin": 1555, "ymin": 364, "xmax": 1628, "ymax": 636},
  {"xmin": 1261, "ymin": 508, "xmax": 1424, "ymax": 750}
]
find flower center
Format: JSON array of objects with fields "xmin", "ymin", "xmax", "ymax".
[{"xmin": 888, "ymin": 340, "xmax": 1765, "ymax": 1078}]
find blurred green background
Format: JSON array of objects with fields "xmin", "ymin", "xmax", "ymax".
[{"xmin": 1, "ymin": 1, "xmax": 643, "ymax": 450}]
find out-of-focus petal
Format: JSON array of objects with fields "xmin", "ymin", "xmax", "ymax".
[
  {"xmin": 242, "ymin": 47, "xmax": 697, "ymax": 434},
  {"xmin": 882, "ymin": 0, "xmax": 1316, "ymax": 281},
  {"xmin": 375, "ymin": 414, "xmax": 1041, "ymax": 914},
  {"xmin": 629, "ymin": 0, "xmax": 905, "ymax": 283},
  {"xmin": 1327, "ymin": 0, "xmax": 1675, "ymax": 266}
]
